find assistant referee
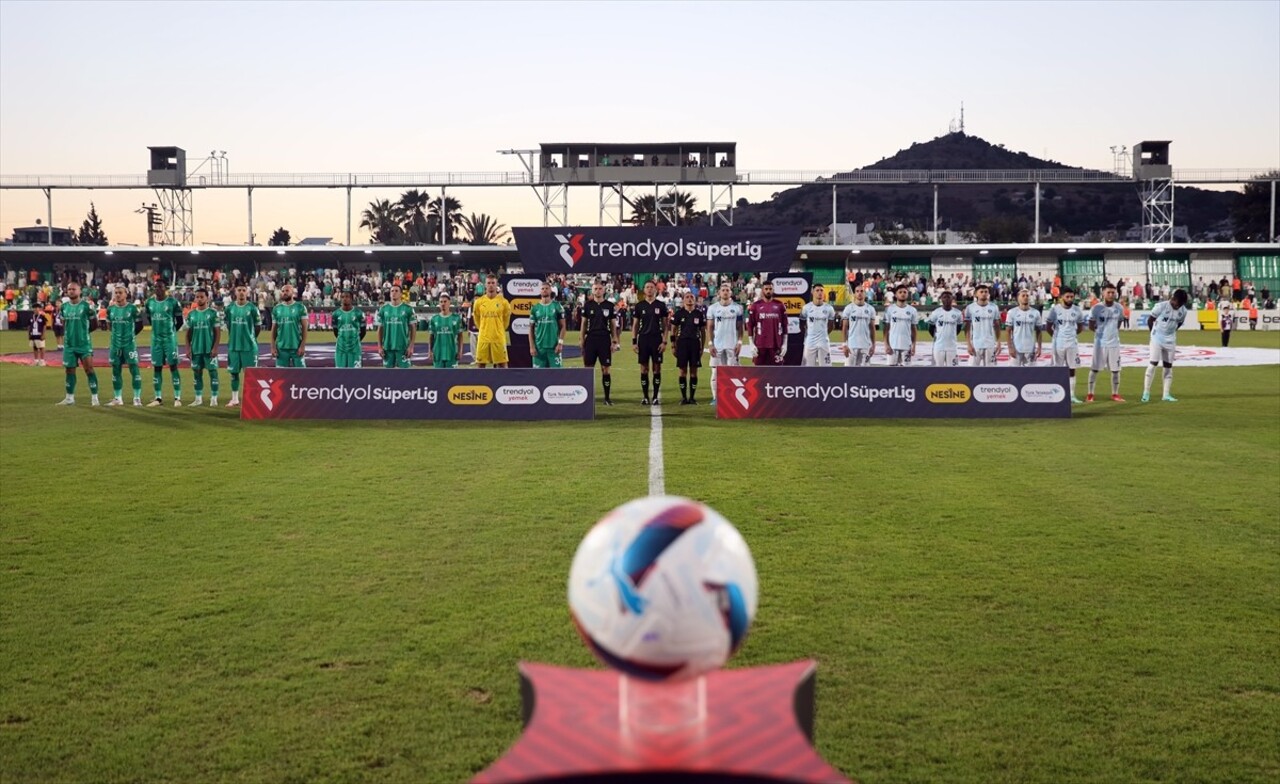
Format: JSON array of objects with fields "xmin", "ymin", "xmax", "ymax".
[
  {"xmin": 631, "ymin": 279, "xmax": 669, "ymax": 406},
  {"xmin": 579, "ymin": 281, "xmax": 619, "ymax": 405}
]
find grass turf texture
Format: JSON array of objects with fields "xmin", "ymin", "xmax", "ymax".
[{"xmin": 1, "ymin": 329, "xmax": 1277, "ymax": 783}]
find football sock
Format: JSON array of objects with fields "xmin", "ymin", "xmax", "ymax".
[
  {"xmin": 1111, "ymin": 373, "xmax": 1121, "ymax": 396},
  {"xmin": 679, "ymin": 376, "xmax": 688, "ymax": 401},
  {"xmin": 130, "ymin": 365, "xmax": 142, "ymax": 396},
  {"xmin": 209, "ymin": 368, "xmax": 219, "ymax": 396},
  {"xmin": 170, "ymin": 368, "xmax": 181, "ymax": 399},
  {"xmin": 689, "ymin": 377, "xmax": 697, "ymax": 400},
  {"xmin": 641, "ymin": 373, "xmax": 649, "ymax": 400},
  {"xmin": 112, "ymin": 365, "xmax": 123, "ymax": 396},
  {"xmin": 601, "ymin": 375, "xmax": 611, "ymax": 401},
  {"xmin": 66, "ymin": 372, "xmax": 76, "ymax": 395},
  {"xmin": 1087, "ymin": 370, "xmax": 1097, "ymax": 395},
  {"xmin": 1068, "ymin": 375, "xmax": 1076, "ymax": 397},
  {"xmin": 153, "ymin": 367, "xmax": 163, "ymax": 398},
  {"xmin": 1163, "ymin": 368, "xmax": 1173, "ymax": 398},
  {"xmin": 1143, "ymin": 364, "xmax": 1156, "ymax": 395},
  {"xmin": 653, "ymin": 372, "xmax": 661, "ymax": 399},
  {"xmin": 193, "ymin": 371, "xmax": 203, "ymax": 398},
  {"xmin": 231, "ymin": 373, "xmax": 240, "ymax": 393},
  {"xmin": 86, "ymin": 371, "xmax": 98, "ymax": 395}
]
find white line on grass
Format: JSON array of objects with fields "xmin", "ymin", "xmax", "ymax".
[{"xmin": 648, "ymin": 404, "xmax": 664, "ymax": 496}]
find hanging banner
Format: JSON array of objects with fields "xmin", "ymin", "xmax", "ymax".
[
  {"xmin": 715, "ymin": 366, "xmax": 1072, "ymax": 419},
  {"xmin": 513, "ymin": 226, "xmax": 801, "ymax": 274},
  {"xmin": 240, "ymin": 368, "xmax": 594, "ymax": 420}
]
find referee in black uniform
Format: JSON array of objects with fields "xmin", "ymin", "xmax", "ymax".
[
  {"xmin": 669, "ymin": 291, "xmax": 706, "ymax": 405},
  {"xmin": 631, "ymin": 279, "xmax": 669, "ymax": 405},
  {"xmin": 579, "ymin": 281, "xmax": 619, "ymax": 405}
]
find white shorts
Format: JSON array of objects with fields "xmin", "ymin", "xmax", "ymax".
[
  {"xmin": 970, "ymin": 347, "xmax": 996, "ymax": 367},
  {"xmin": 932, "ymin": 348, "xmax": 958, "ymax": 367},
  {"xmin": 845, "ymin": 347, "xmax": 872, "ymax": 367},
  {"xmin": 802, "ymin": 346, "xmax": 831, "ymax": 367},
  {"xmin": 710, "ymin": 348, "xmax": 736, "ymax": 367},
  {"xmin": 1014, "ymin": 351, "xmax": 1038, "ymax": 367},
  {"xmin": 887, "ymin": 348, "xmax": 911, "ymax": 367},
  {"xmin": 29, "ymin": 339, "xmax": 45, "ymax": 349},
  {"xmin": 1052, "ymin": 346, "xmax": 1080, "ymax": 369},
  {"xmin": 1091, "ymin": 345, "xmax": 1121, "ymax": 372},
  {"xmin": 1148, "ymin": 343, "xmax": 1176, "ymax": 366}
]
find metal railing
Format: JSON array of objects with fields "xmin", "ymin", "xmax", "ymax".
[{"xmin": 0, "ymin": 167, "xmax": 1274, "ymax": 190}]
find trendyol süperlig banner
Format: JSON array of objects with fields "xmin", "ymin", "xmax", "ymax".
[
  {"xmin": 240, "ymin": 368, "xmax": 593, "ymax": 420},
  {"xmin": 513, "ymin": 226, "xmax": 801, "ymax": 274},
  {"xmin": 715, "ymin": 366, "xmax": 1072, "ymax": 419}
]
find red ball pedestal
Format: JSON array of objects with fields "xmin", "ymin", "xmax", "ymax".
[{"xmin": 473, "ymin": 659, "xmax": 852, "ymax": 784}]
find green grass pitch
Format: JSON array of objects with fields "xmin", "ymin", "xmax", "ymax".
[{"xmin": 1, "ymin": 329, "xmax": 1277, "ymax": 783}]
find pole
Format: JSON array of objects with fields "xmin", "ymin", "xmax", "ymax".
[
  {"xmin": 346, "ymin": 186, "xmax": 352, "ymax": 246},
  {"xmin": 247, "ymin": 187, "xmax": 254, "ymax": 246},
  {"xmin": 1271, "ymin": 179, "xmax": 1277, "ymax": 241},
  {"xmin": 933, "ymin": 184, "xmax": 939, "ymax": 243},
  {"xmin": 831, "ymin": 184, "xmax": 838, "ymax": 245},
  {"xmin": 1034, "ymin": 182, "xmax": 1041, "ymax": 243},
  {"xmin": 44, "ymin": 188, "xmax": 52, "ymax": 245},
  {"xmin": 441, "ymin": 186, "xmax": 448, "ymax": 244}
]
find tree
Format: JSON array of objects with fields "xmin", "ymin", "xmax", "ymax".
[
  {"xmin": 360, "ymin": 198, "xmax": 406, "ymax": 244},
  {"xmin": 428, "ymin": 196, "xmax": 464, "ymax": 243},
  {"xmin": 398, "ymin": 189, "xmax": 433, "ymax": 244},
  {"xmin": 268, "ymin": 227, "xmax": 291, "ymax": 246},
  {"xmin": 1232, "ymin": 172, "xmax": 1279, "ymax": 241},
  {"xmin": 76, "ymin": 202, "xmax": 108, "ymax": 245},
  {"xmin": 458, "ymin": 213, "xmax": 510, "ymax": 246},
  {"xmin": 628, "ymin": 190, "xmax": 701, "ymax": 225}
]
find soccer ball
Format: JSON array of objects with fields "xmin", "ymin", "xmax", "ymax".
[{"xmin": 567, "ymin": 496, "xmax": 758, "ymax": 682}]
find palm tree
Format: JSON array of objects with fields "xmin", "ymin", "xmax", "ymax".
[
  {"xmin": 628, "ymin": 191, "xmax": 701, "ymax": 226},
  {"xmin": 459, "ymin": 213, "xmax": 511, "ymax": 246},
  {"xmin": 359, "ymin": 198, "xmax": 405, "ymax": 245},
  {"xmin": 628, "ymin": 195, "xmax": 658, "ymax": 226},
  {"xmin": 398, "ymin": 189, "xmax": 433, "ymax": 244},
  {"xmin": 428, "ymin": 196, "xmax": 464, "ymax": 243}
]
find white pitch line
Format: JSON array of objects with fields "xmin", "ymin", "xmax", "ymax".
[{"xmin": 648, "ymin": 404, "xmax": 665, "ymax": 496}]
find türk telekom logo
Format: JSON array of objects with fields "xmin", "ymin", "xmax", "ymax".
[
  {"xmin": 257, "ymin": 378, "xmax": 288, "ymax": 411},
  {"xmin": 555, "ymin": 233, "xmax": 585, "ymax": 268}
]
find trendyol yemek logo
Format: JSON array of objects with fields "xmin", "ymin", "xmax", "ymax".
[
  {"xmin": 555, "ymin": 233, "xmax": 585, "ymax": 268},
  {"xmin": 257, "ymin": 378, "xmax": 288, "ymax": 411}
]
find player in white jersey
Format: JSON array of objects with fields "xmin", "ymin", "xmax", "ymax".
[
  {"xmin": 1045, "ymin": 287, "xmax": 1085, "ymax": 402},
  {"xmin": 1005, "ymin": 289, "xmax": 1043, "ymax": 366},
  {"xmin": 926, "ymin": 291, "xmax": 964, "ymax": 366},
  {"xmin": 840, "ymin": 287, "xmax": 877, "ymax": 366},
  {"xmin": 705, "ymin": 282, "xmax": 743, "ymax": 405},
  {"xmin": 1087, "ymin": 283, "xmax": 1125, "ymax": 402},
  {"xmin": 800, "ymin": 284, "xmax": 836, "ymax": 366},
  {"xmin": 1142, "ymin": 289, "xmax": 1188, "ymax": 403},
  {"xmin": 963, "ymin": 284, "xmax": 1002, "ymax": 366},
  {"xmin": 882, "ymin": 285, "xmax": 918, "ymax": 366}
]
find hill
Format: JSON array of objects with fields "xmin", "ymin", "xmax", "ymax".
[{"xmin": 733, "ymin": 133, "xmax": 1238, "ymax": 241}]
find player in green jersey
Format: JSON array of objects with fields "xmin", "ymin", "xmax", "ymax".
[
  {"xmin": 105, "ymin": 285, "xmax": 144, "ymax": 406},
  {"xmin": 377, "ymin": 286, "xmax": 415, "ymax": 369},
  {"xmin": 271, "ymin": 284, "xmax": 308, "ymax": 368},
  {"xmin": 331, "ymin": 290, "xmax": 366, "ymax": 368},
  {"xmin": 185, "ymin": 288, "xmax": 222, "ymax": 406},
  {"xmin": 145, "ymin": 281, "xmax": 184, "ymax": 406},
  {"xmin": 55, "ymin": 282, "xmax": 100, "ymax": 406},
  {"xmin": 528, "ymin": 281, "xmax": 566, "ymax": 368},
  {"xmin": 426, "ymin": 293, "xmax": 464, "ymax": 368},
  {"xmin": 224, "ymin": 284, "xmax": 262, "ymax": 407}
]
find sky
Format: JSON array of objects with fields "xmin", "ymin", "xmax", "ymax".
[{"xmin": 1, "ymin": 0, "xmax": 1277, "ymax": 246}]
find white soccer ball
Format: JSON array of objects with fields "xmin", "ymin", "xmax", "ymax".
[{"xmin": 567, "ymin": 496, "xmax": 759, "ymax": 681}]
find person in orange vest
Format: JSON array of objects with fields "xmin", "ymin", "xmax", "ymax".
[
  {"xmin": 1246, "ymin": 297, "xmax": 1259, "ymax": 330},
  {"xmin": 1232, "ymin": 276, "xmax": 1242, "ymax": 301}
]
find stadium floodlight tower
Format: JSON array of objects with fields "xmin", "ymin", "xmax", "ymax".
[
  {"xmin": 147, "ymin": 146, "xmax": 193, "ymax": 245},
  {"xmin": 512, "ymin": 142, "xmax": 737, "ymax": 227},
  {"xmin": 1134, "ymin": 140, "xmax": 1174, "ymax": 243}
]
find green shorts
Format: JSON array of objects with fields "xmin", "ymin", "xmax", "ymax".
[
  {"xmin": 335, "ymin": 350, "xmax": 362, "ymax": 369},
  {"xmin": 190, "ymin": 353, "xmax": 218, "ymax": 372},
  {"xmin": 109, "ymin": 347, "xmax": 140, "ymax": 367},
  {"xmin": 382, "ymin": 351, "xmax": 411, "ymax": 369},
  {"xmin": 532, "ymin": 348, "xmax": 562, "ymax": 368},
  {"xmin": 432, "ymin": 357, "xmax": 457, "ymax": 369},
  {"xmin": 62, "ymin": 347, "xmax": 93, "ymax": 368},
  {"xmin": 228, "ymin": 349, "xmax": 258, "ymax": 374},
  {"xmin": 275, "ymin": 349, "xmax": 306, "ymax": 368},
  {"xmin": 151, "ymin": 340, "xmax": 179, "ymax": 367}
]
